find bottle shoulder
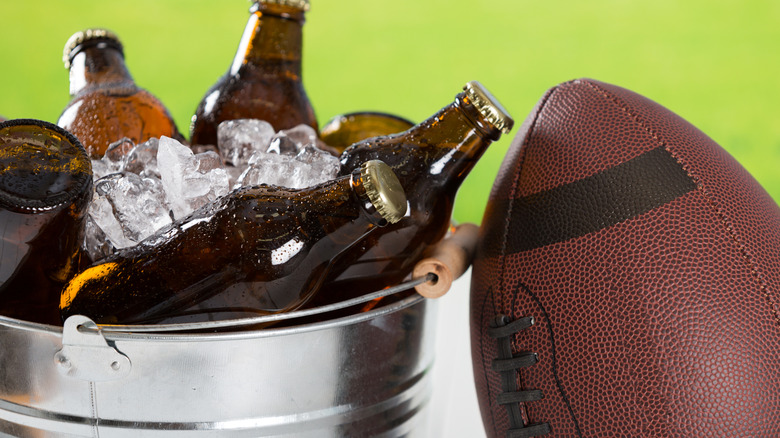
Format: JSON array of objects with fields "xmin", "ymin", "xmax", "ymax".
[
  {"xmin": 58, "ymin": 88, "xmax": 179, "ymax": 137},
  {"xmin": 65, "ymin": 86, "xmax": 171, "ymax": 109},
  {"xmin": 202, "ymin": 67, "xmax": 308, "ymax": 104},
  {"xmin": 70, "ymin": 80, "xmax": 140, "ymax": 99},
  {"xmin": 192, "ymin": 72, "xmax": 316, "ymax": 133}
]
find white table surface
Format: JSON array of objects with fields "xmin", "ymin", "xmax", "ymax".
[{"xmin": 428, "ymin": 268, "xmax": 488, "ymax": 437}]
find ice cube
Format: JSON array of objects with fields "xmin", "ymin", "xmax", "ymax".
[
  {"xmin": 295, "ymin": 143, "xmax": 333, "ymax": 165},
  {"xmin": 265, "ymin": 124, "xmax": 323, "ymax": 156},
  {"xmin": 266, "ymin": 135, "xmax": 298, "ymax": 155},
  {"xmin": 267, "ymin": 131, "xmax": 300, "ymax": 155},
  {"xmin": 280, "ymin": 124, "xmax": 318, "ymax": 151},
  {"xmin": 293, "ymin": 144, "xmax": 340, "ymax": 186},
  {"xmin": 194, "ymin": 150, "xmax": 223, "ymax": 173},
  {"xmin": 90, "ymin": 158, "xmax": 112, "ymax": 180},
  {"xmin": 88, "ymin": 172, "xmax": 173, "ymax": 252},
  {"xmin": 217, "ymin": 119, "xmax": 275, "ymax": 166},
  {"xmin": 238, "ymin": 152, "xmax": 291, "ymax": 188},
  {"xmin": 237, "ymin": 145, "xmax": 339, "ymax": 189},
  {"xmin": 225, "ymin": 165, "xmax": 246, "ymax": 189},
  {"xmin": 89, "ymin": 178, "xmax": 133, "ymax": 251},
  {"xmin": 158, "ymin": 136, "xmax": 230, "ymax": 219},
  {"xmin": 103, "ymin": 137, "xmax": 135, "ymax": 165},
  {"xmin": 123, "ymin": 137, "xmax": 161, "ymax": 178},
  {"xmin": 83, "ymin": 210, "xmax": 117, "ymax": 262},
  {"xmin": 90, "ymin": 137, "xmax": 134, "ymax": 179}
]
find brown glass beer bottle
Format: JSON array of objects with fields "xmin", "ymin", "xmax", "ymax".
[
  {"xmin": 320, "ymin": 111, "xmax": 414, "ymax": 154},
  {"xmin": 0, "ymin": 119, "xmax": 93, "ymax": 325},
  {"xmin": 57, "ymin": 28, "xmax": 184, "ymax": 158},
  {"xmin": 60, "ymin": 160, "xmax": 406, "ymax": 324},
  {"xmin": 314, "ymin": 81, "xmax": 513, "ymax": 303},
  {"xmin": 190, "ymin": 0, "xmax": 317, "ymax": 147}
]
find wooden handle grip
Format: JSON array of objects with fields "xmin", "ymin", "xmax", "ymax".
[{"xmin": 413, "ymin": 223, "xmax": 479, "ymax": 298}]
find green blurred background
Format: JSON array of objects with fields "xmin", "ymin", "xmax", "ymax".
[{"xmin": 2, "ymin": 0, "xmax": 779, "ymax": 224}]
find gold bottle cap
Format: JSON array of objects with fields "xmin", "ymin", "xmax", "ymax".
[
  {"xmin": 63, "ymin": 28, "xmax": 123, "ymax": 69},
  {"xmin": 256, "ymin": 0, "xmax": 310, "ymax": 12},
  {"xmin": 360, "ymin": 160, "xmax": 407, "ymax": 224},
  {"xmin": 463, "ymin": 81, "xmax": 514, "ymax": 134}
]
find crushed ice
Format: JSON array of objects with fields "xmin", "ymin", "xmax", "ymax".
[{"xmin": 83, "ymin": 120, "xmax": 341, "ymax": 261}]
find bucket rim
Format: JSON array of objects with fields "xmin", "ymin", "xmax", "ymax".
[{"xmin": 0, "ymin": 293, "xmax": 426, "ymax": 342}]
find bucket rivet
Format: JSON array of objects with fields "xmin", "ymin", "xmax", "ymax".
[
  {"xmin": 56, "ymin": 354, "xmax": 71, "ymax": 370},
  {"xmin": 111, "ymin": 361, "xmax": 120, "ymax": 371}
]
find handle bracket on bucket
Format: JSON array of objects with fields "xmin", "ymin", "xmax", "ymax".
[{"xmin": 55, "ymin": 315, "xmax": 131, "ymax": 382}]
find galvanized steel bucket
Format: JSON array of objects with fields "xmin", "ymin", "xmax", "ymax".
[{"xmin": 0, "ymin": 279, "xmax": 436, "ymax": 437}]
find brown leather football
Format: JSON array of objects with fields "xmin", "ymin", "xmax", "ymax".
[{"xmin": 470, "ymin": 78, "xmax": 780, "ymax": 437}]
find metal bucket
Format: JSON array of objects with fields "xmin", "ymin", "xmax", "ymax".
[{"xmin": 0, "ymin": 281, "xmax": 436, "ymax": 437}]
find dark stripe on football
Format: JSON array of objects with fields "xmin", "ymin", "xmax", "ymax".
[{"xmin": 489, "ymin": 146, "xmax": 697, "ymax": 254}]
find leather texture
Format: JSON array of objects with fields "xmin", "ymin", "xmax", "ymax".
[{"xmin": 471, "ymin": 78, "xmax": 780, "ymax": 437}]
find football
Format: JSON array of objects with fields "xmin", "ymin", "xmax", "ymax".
[{"xmin": 470, "ymin": 78, "xmax": 780, "ymax": 437}]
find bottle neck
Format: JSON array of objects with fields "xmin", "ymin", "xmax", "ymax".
[
  {"xmin": 68, "ymin": 43, "xmax": 135, "ymax": 96},
  {"xmin": 341, "ymin": 92, "xmax": 501, "ymax": 197},
  {"xmin": 229, "ymin": 3, "xmax": 305, "ymax": 77},
  {"xmin": 409, "ymin": 92, "xmax": 501, "ymax": 144},
  {"xmin": 298, "ymin": 172, "xmax": 387, "ymax": 235},
  {"xmin": 419, "ymin": 93, "xmax": 500, "ymax": 180}
]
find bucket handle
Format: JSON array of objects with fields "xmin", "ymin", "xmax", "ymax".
[{"xmin": 72, "ymin": 274, "xmax": 435, "ymax": 335}]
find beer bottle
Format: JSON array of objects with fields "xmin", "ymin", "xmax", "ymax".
[
  {"xmin": 320, "ymin": 111, "xmax": 414, "ymax": 154},
  {"xmin": 60, "ymin": 160, "xmax": 407, "ymax": 324},
  {"xmin": 0, "ymin": 119, "xmax": 93, "ymax": 325},
  {"xmin": 190, "ymin": 0, "xmax": 317, "ymax": 147},
  {"xmin": 315, "ymin": 81, "xmax": 513, "ymax": 303},
  {"xmin": 57, "ymin": 28, "xmax": 184, "ymax": 158}
]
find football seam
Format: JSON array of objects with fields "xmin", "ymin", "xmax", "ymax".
[
  {"xmin": 581, "ymin": 79, "xmax": 780, "ymax": 331},
  {"xmin": 517, "ymin": 281, "xmax": 584, "ymax": 437}
]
